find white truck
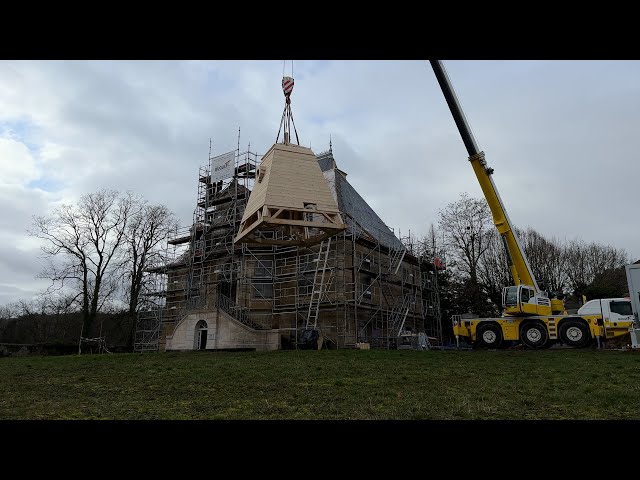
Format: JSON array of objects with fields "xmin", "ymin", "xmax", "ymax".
[
  {"xmin": 576, "ymin": 297, "xmax": 634, "ymax": 346},
  {"xmin": 625, "ymin": 263, "xmax": 640, "ymax": 348}
]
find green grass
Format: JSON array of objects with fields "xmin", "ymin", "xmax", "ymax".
[{"xmin": 1, "ymin": 349, "xmax": 640, "ymax": 419}]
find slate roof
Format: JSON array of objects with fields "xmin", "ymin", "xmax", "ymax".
[{"xmin": 316, "ymin": 150, "xmax": 404, "ymax": 252}]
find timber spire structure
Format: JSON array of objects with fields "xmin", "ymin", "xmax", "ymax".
[{"xmin": 234, "ymin": 68, "xmax": 346, "ymax": 246}]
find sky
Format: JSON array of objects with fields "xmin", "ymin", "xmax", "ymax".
[{"xmin": 1, "ymin": 60, "xmax": 639, "ymax": 306}]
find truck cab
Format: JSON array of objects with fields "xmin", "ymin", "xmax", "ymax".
[
  {"xmin": 577, "ymin": 298, "xmax": 633, "ymax": 324},
  {"xmin": 577, "ymin": 298, "xmax": 634, "ymax": 342}
]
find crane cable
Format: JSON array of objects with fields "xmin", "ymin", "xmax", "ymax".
[{"xmin": 282, "ymin": 59, "xmax": 293, "ymax": 78}]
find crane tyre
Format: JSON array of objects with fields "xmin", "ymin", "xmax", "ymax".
[
  {"xmin": 476, "ymin": 323, "xmax": 503, "ymax": 349},
  {"xmin": 559, "ymin": 319, "xmax": 591, "ymax": 348},
  {"xmin": 520, "ymin": 322, "xmax": 549, "ymax": 348}
]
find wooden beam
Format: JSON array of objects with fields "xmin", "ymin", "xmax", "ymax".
[{"xmin": 263, "ymin": 217, "xmax": 346, "ymax": 229}]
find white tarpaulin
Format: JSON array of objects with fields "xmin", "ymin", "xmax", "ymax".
[
  {"xmin": 211, "ymin": 151, "xmax": 235, "ymax": 182},
  {"xmin": 626, "ymin": 264, "xmax": 640, "ymax": 348}
]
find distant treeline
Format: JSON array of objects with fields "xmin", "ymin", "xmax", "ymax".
[{"xmin": 0, "ymin": 307, "xmax": 136, "ymax": 356}]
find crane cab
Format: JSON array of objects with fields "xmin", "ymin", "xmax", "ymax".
[{"xmin": 503, "ymin": 285, "xmax": 552, "ymax": 316}]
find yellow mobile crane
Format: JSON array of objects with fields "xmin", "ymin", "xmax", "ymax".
[{"xmin": 430, "ymin": 60, "xmax": 634, "ymax": 348}]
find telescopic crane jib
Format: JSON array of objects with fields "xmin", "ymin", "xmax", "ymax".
[
  {"xmin": 429, "ymin": 60, "xmax": 564, "ymax": 317},
  {"xmin": 431, "ymin": 60, "xmax": 636, "ymax": 349}
]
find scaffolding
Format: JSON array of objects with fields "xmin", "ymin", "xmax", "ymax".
[
  {"xmin": 135, "ymin": 143, "xmax": 443, "ymax": 352},
  {"xmin": 400, "ymin": 231, "xmax": 446, "ymax": 345}
]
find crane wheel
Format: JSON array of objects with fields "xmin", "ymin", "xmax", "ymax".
[
  {"xmin": 520, "ymin": 322, "xmax": 549, "ymax": 348},
  {"xmin": 559, "ymin": 319, "xmax": 591, "ymax": 348},
  {"xmin": 476, "ymin": 323, "xmax": 503, "ymax": 349}
]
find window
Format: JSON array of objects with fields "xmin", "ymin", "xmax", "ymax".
[
  {"xmin": 252, "ymin": 282, "xmax": 273, "ymax": 299},
  {"xmin": 254, "ymin": 259, "xmax": 273, "ymax": 278},
  {"xmin": 610, "ymin": 301, "xmax": 632, "ymax": 316},
  {"xmin": 359, "ymin": 252, "xmax": 373, "ymax": 269},
  {"xmin": 361, "ymin": 283, "xmax": 373, "ymax": 298},
  {"xmin": 504, "ymin": 286, "xmax": 518, "ymax": 306},
  {"xmin": 298, "ymin": 274, "xmax": 314, "ymax": 296},
  {"xmin": 304, "ymin": 203, "xmax": 318, "ymax": 222},
  {"xmin": 520, "ymin": 288, "xmax": 531, "ymax": 303},
  {"xmin": 298, "ymin": 284, "xmax": 313, "ymax": 296}
]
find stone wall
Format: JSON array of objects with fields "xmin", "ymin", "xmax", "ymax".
[{"xmin": 165, "ymin": 307, "xmax": 280, "ymax": 351}]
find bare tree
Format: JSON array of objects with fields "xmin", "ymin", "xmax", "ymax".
[
  {"xmin": 477, "ymin": 226, "xmax": 570, "ymax": 308},
  {"xmin": 585, "ymin": 266, "xmax": 629, "ymax": 299},
  {"xmin": 123, "ymin": 202, "xmax": 177, "ymax": 315},
  {"xmin": 402, "ymin": 223, "xmax": 443, "ymax": 261},
  {"xmin": 565, "ymin": 239, "xmax": 629, "ymax": 297},
  {"xmin": 39, "ymin": 292, "xmax": 82, "ymax": 343},
  {"xmin": 14, "ymin": 298, "xmax": 57, "ymax": 344},
  {"xmin": 29, "ymin": 189, "xmax": 134, "ymax": 336},
  {"xmin": 477, "ymin": 229, "xmax": 511, "ymax": 310},
  {"xmin": 438, "ymin": 193, "xmax": 493, "ymax": 284},
  {"xmin": 120, "ymin": 202, "xmax": 177, "ymax": 347},
  {"xmin": 423, "ymin": 223, "xmax": 445, "ymax": 261},
  {"xmin": 0, "ymin": 303, "xmax": 17, "ymax": 321},
  {"xmin": 518, "ymin": 227, "xmax": 568, "ymax": 294},
  {"xmin": 0, "ymin": 303, "xmax": 17, "ymax": 344},
  {"xmin": 436, "ymin": 191, "xmax": 631, "ymax": 315}
]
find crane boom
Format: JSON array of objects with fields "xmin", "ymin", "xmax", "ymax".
[
  {"xmin": 431, "ymin": 64, "xmax": 631, "ymax": 346},
  {"xmin": 430, "ymin": 60, "xmax": 565, "ymax": 315},
  {"xmin": 429, "ymin": 60, "xmax": 543, "ymax": 298}
]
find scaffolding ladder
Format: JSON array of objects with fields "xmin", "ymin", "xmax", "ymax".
[
  {"xmin": 305, "ymin": 237, "xmax": 333, "ymax": 329},
  {"xmin": 389, "ymin": 292, "xmax": 412, "ymax": 339},
  {"xmin": 389, "ymin": 245, "xmax": 406, "ymax": 275}
]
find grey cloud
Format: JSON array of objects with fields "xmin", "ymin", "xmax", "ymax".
[
  {"xmin": 0, "ymin": 60, "xmax": 638, "ymax": 305},
  {"xmin": 0, "ymin": 244, "xmax": 45, "ymax": 281}
]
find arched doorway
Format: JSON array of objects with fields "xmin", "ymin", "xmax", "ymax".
[{"xmin": 195, "ymin": 320, "xmax": 208, "ymax": 350}]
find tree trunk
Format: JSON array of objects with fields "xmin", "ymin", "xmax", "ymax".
[{"xmin": 126, "ymin": 314, "xmax": 137, "ymax": 350}]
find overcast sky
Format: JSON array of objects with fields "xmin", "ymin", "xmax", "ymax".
[{"xmin": 1, "ymin": 60, "xmax": 638, "ymax": 305}]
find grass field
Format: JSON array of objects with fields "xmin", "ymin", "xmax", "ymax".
[{"xmin": 1, "ymin": 349, "xmax": 640, "ymax": 420}]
